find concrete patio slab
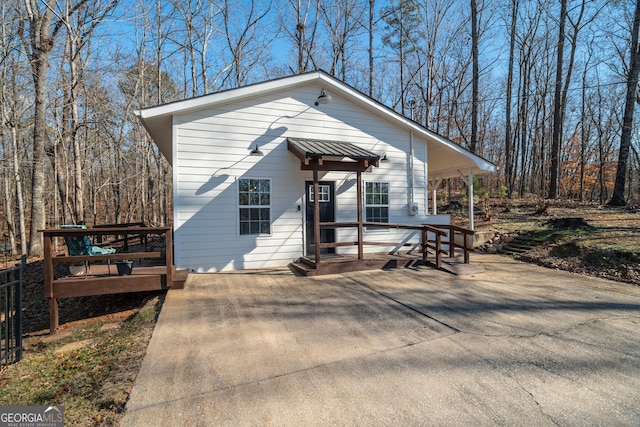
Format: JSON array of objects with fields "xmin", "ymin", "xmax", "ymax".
[{"xmin": 121, "ymin": 254, "xmax": 640, "ymax": 426}]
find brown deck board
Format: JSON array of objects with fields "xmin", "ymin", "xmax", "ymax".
[{"xmin": 291, "ymin": 251, "xmax": 481, "ymax": 276}]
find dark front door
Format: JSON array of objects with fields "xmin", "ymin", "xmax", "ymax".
[{"xmin": 305, "ymin": 181, "xmax": 335, "ymax": 256}]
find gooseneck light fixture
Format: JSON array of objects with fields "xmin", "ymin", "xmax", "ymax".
[
  {"xmin": 250, "ymin": 144, "xmax": 264, "ymax": 156},
  {"xmin": 315, "ymin": 89, "xmax": 332, "ymax": 106}
]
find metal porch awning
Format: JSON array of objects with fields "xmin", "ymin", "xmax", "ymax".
[{"xmin": 287, "ymin": 137, "xmax": 380, "ymax": 172}]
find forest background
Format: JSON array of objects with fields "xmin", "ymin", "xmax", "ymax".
[{"xmin": 1, "ymin": 0, "xmax": 640, "ymax": 258}]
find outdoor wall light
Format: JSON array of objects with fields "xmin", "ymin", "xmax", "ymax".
[
  {"xmin": 250, "ymin": 144, "xmax": 264, "ymax": 156},
  {"xmin": 315, "ymin": 89, "xmax": 332, "ymax": 106},
  {"xmin": 380, "ymin": 152, "xmax": 389, "ymax": 162}
]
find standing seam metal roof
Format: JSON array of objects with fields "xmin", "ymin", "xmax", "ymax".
[{"xmin": 287, "ymin": 138, "xmax": 380, "ymax": 161}]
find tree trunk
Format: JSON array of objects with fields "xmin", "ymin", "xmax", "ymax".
[
  {"xmin": 609, "ymin": 0, "xmax": 640, "ymax": 206},
  {"xmin": 369, "ymin": 0, "xmax": 374, "ymax": 97},
  {"xmin": 505, "ymin": 0, "xmax": 518, "ymax": 197},
  {"xmin": 470, "ymin": 0, "xmax": 479, "ymax": 154},
  {"xmin": 24, "ymin": 0, "xmax": 57, "ymax": 257},
  {"xmin": 549, "ymin": 0, "xmax": 567, "ymax": 199}
]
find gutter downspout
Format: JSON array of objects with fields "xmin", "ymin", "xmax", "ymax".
[
  {"xmin": 424, "ymin": 141, "xmax": 428, "ymax": 215},
  {"xmin": 468, "ymin": 168, "xmax": 474, "ymax": 230},
  {"xmin": 409, "ymin": 130, "xmax": 415, "ymax": 209}
]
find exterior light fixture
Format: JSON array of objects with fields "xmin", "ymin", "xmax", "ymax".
[
  {"xmin": 380, "ymin": 152, "xmax": 389, "ymax": 162},
  {"xmin": 250, "ymin": 144, "xmax": 264, "ymax": 156},
  {"xmin": 315, "ymin": 89, "xmax": 332, "ymax": 106}
]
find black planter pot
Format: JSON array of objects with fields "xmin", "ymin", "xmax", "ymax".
[{"xmin": 115, "ymin": 260, "xmax": 134, "ymax": 276}]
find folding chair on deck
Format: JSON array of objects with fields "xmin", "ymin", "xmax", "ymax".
[{"xmin": 61, "ymin": 225, "xmax": 116, "ymax": 276}]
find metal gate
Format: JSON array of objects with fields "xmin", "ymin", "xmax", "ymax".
[{"xmin": 1, "ymin": 256, "xmax": 25, "ymax": 366}]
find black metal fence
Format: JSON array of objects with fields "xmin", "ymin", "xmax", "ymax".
[{"xmin": 1, "ymin": 256, "xmax": 25, "ymax": 367}]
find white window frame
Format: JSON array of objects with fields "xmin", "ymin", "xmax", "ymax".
[
  {"xmin": 238, "ymin": 178, "xmax": 272, "ymax": 236},
  {"xmin": 364, "ymin": 181, "xmax": 390, "ymax": 225},
  {"xmin": 308, "ymin": 184, "xmax": 331, "ymax": 203}
]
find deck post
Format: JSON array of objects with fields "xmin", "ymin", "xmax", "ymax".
[
  {"xmin": 43, "ymin": 233, "xmax": 58, "ymax": 333},
  {"xmin": 357, "ymin": 170, "xmax": 363, "ymax": 260},
  {"xmin": 435, "ymin": 231, "xmax": 442, "ymax": 269},
  {"xmin": 450, "ymin": 227, "xmax": 455, "ymax": 258},
  {"xmin": 464, "ymin": 232, "xmax": 470, "ymax": 264},
  {"xmin": 313, "ymin": 169, "xmax": 321, "ymax": 265},
  {"xmin": 165, "ymin": 228, "xmax": 174, "ymax": 286}
]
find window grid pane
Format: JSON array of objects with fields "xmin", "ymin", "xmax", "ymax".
[
  {"xmin": 309, "ymin": 185, "xmax": 330, "ymax": 202},
  {"xmin": 365, "ymin": 182, "xmax": 389, "ymax": 223},
  {"xmin": 239, "ymin": 178, "xmax": 271, "ymax": 235}
]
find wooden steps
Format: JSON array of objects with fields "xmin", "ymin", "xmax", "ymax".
[{"xmin": 289, "ymin": 251, "xmax": 481, "ymax": 276}]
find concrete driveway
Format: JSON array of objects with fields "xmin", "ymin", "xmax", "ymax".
[{"xmin": 122, "ymin": 254, "xmax": 640, "ymax": 426}]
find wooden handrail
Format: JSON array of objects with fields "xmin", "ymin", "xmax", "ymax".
[
  {"xmin": 310, "ymin": 221, "xmax": 461, "ymax": 269},
  {"xmin": 424, "ymin": 224, "xmax": 474, "ymax": 264},
  {"xmin": 41, "ymin": 226, "xmax": 170, "ymax": 236}
]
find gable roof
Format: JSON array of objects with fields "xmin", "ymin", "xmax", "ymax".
[{"xmin": 135, "ymin": 70, "xmax": 496, "ymax": 179}]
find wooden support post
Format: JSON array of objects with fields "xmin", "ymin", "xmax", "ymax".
[
  {"xmin": 421, "ymin": 227, "xmax": 427, "ymax": 261},
  {"xmin": 356, "ymin": 170, "xmax": 363, "ymax": 260},
  {"xmin": 43, "ymin": 232, "xmax": 59, "ymax": 333},
  {"xmin": 49, "ymin": 298, "xmax": 59, "ymax": 335},
  {"xmin": 450, "ymin": 228, "xmax": 455, "ymax": 258},
  {"xmin": 313, "ymin": 169, "xmax": 321, "ymax": 265},
  {"xmin": 464, "ymin": 233, "xmax": 470, "ymax": 264},
  {"xmin": 165, "ymin": 228, "xmax": 174, "ymax": 286},
  {"xmin": 435, "ymin": 232, "xmax": 442, "ymax": 269}
]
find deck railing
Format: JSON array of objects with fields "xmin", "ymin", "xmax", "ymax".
[
  {"xmin": 316, "ymin": 222, "xmax": 474, "ymax": 269},
  {"xmin": 41, "ymin": 226, "xmax": 180, "ymax": 333}
]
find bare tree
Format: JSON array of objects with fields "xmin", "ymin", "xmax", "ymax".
[
  {"xmin": 610, "ymin": 0, "xmax": 640, "ymax": 206},
  {"xmin": 280, "ymin": 0, "xmax": 320, "ymax": 73},
  {"xmin": 169, "ymin": 0, "xmax": 222, "ymax": 96},
  {"xmin": 318, "ymin": 0, "xmax": 365, "ymax": 80},
  {"xmin": 470, "ymin": 0, "xmax": 479, "ymax": 154},
  {"xmin": 549, "ymin": 0, "xmax": 568, "ymax": 199},
  {"xmin": 504, "ymin": 0, "xmax": 518, "ymax": 196},
  {"xmin": 222, "ymin": 0, "xmax": 273, "ymax": 87},
  {"xmin": 1, "ymin": 2, "xmax": 28, "ymax": 256},
  {"xmin": 19, "ymin": 0, "xmax": 69, "ymax": 255}
]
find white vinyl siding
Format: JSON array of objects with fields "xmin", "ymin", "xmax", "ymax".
[{"xmin": 171, "ymin": 84, "xmax": 448, "ymax": 271}]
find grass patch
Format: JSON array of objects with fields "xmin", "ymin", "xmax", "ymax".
[{"xmin": 0, "ymin": 295, "xmax": 163, "ymax": 426}]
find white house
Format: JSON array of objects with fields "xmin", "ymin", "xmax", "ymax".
[{"xmin": 136, "ymin": 71, "xmax": 496, "ymax": 273}]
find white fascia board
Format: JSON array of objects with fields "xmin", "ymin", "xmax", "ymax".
[
  {"xmin": 316, "ymin": 74, "xmax": 497, "ymax": 175},
  {"xmin": 137, "ymin": 72, "xmax": 323, "ymax": 119}
]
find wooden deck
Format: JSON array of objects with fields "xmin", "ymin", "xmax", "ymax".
[
  {"xmin": 42, "ymin": 226, "xmax": 188, "ymax": 333},
  {"xmin": 52, "ymin": 263, "xmax": 188, "ymax": 298},
  {"xmin": 289, "ymin": 223, "xmax": 476, "ymax": 276},
  {"xmin": 290, "ymin": 251, "xmax": 482, "ymax": 276}
]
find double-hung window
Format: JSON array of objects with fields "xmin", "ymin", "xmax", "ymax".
[
  {"xmin": 365, "ymin": 182, "xmax": 389, "ymax": 223},
  {"xmin": 238, "ymin": 178, "xmax": 271, "ymax": 235}
]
